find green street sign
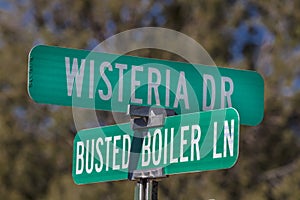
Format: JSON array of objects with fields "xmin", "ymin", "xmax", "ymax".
[
  {"xmin": 72, "ymin": 108, "xmax": 239, "ymax": 185},
  {"xmin": 28, "ymin": 45, "xmax": 263, "ymax": 125}
]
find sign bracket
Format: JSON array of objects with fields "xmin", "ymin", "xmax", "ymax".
[{"xmin": 128, "ymin": 105, "xmax": 175, "ymax": 200}]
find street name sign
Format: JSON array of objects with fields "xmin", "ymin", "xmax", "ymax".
[
  {"xmin": 72, "ymin": 108, "xmax": 239, "ymax": 185},
  {"xmin": 28, "ymin": 45, "xmax": 264, "ymax": 125}
]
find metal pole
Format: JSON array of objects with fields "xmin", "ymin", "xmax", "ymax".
[
  {"xmin": 135, "ymin": 179, "xmax": 146, "ymax": 200},
  {"xmin": 145, "ymin": 179, "xmax": 151, "ymax": 200},
  {"xmin": 146, "ymin": 179, "xmax": 158, "ymax": 200},
  {"xmin": 134, "ymin": 178, "xmax": 158, "ymax": 200}
]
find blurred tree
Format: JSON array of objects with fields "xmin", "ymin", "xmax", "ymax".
[{"xmin": 0, "ymin": 0, "xmax": 299, "ymax": 199}]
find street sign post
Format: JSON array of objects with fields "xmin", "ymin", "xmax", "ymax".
[
  {"xmin": 72, "ymin": 108, "xmax": 239, "ymax": 185},
  {"xmin": 28, "ymin": 45, "xmax": 263, "ymax": 126}
]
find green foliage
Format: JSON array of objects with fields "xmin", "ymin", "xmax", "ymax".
[{"xmin": 0, "ymin": 0, "xmax": 300, "ymax": 199}]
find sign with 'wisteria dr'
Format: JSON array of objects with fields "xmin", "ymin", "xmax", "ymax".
[{"xmin": 28, "ymin": 45, "xmax": 264, "ymax": 126}]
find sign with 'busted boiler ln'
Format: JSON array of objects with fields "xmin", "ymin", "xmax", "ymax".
[
  {"xmin": 28, "ymin": 45, "xmax": 264, "ymax": 125},
  {"xmin": 72, "ymin": 108, "xmax": 240, "ymax": 184}
]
